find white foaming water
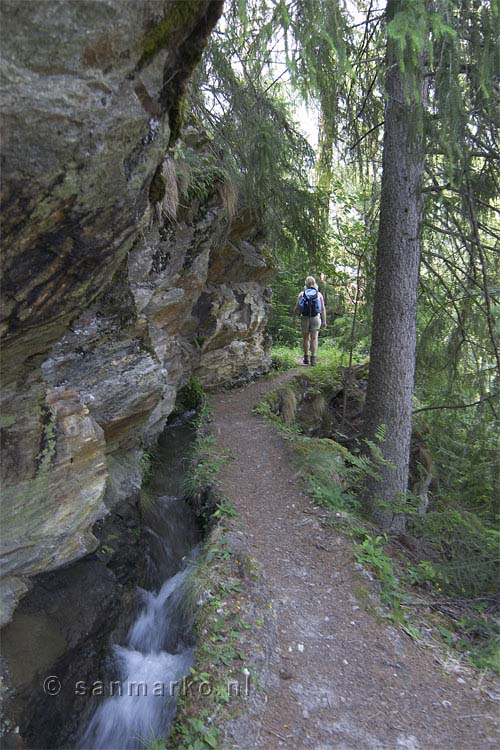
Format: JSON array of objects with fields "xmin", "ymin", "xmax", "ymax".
[
  {"xmin": 79, "ymin": 564, "xmax": 194, "ymax": 750},
  {"xmin": 78, "ymin": 536, "xmax": 197, "ymax": 750},
  {"xmin": 78, "ymin": 420, "xmax": 201, "ymax": 749},
  {"xmin": 128, "ymin": 568, "xmax": 189, "ymax": 653},
  {"xmin": 80, "ymin": 647, "xmax": 192, "ymax": 750}
]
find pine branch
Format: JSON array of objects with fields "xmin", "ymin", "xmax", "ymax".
[
  {"xmin": 349, "ymin": 121, "xmax": 384, "ymax": 151},
  {"xmin": 413, "ymin": 393, "xmax": 499, "ymax": 414},
  {"xmin": 422, "ymin": 182, "xmax": 451, "ymax": 193},
  {"xmin": 350, "ymin": 13, "xmax": 384, "ymax": 30}
]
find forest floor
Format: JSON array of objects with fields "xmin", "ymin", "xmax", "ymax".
[{"xmin": 208, "ymin": 368, "xmax": 499, "ymax": 750}]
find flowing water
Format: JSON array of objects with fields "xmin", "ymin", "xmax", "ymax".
[{"xmin": 78, "ymin": 417, "xmax": 201, "ymax": 750}]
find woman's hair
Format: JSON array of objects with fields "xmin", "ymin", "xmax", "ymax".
[{"xmin": 305, "ymin": 275, "xmax": 318, "ymax": 289}]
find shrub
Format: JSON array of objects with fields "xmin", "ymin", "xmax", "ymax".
[
  {"xmin": 177, "ymin": 377, "xmax": 206, "ymax": 412},
  {"xmin": 408, "ymin": 509, "xmax": 500, "ymax": 597},
  {"xmin": 271, "ymin": 345, "xmax": 301, "ymax": 370}
]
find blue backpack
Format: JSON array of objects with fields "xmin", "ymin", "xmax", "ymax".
[{"xmin": 299, "ymin": 287, "xmax": 321, "ymax": 317}]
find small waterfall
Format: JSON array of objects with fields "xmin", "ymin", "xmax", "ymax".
[
  {"xmin": 78, "ymin": 420, "xmax": 201, "ymax": 750},
  {"xmin": 78, "ymin": 551, "xmax": 195, "ymax": 749}
]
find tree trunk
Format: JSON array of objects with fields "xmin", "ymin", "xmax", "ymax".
[{"xmin": 362, "ymin": 1, "xmax": 426, "ymax": 533}]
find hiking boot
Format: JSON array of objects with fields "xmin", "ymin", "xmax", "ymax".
[
  {"xmin": 310, "ymin": 355, "xmax": 317, "ymax": 366},
  {"xmin": 303, "ymin": 355, "xmax": 309, "ymax": 365}
]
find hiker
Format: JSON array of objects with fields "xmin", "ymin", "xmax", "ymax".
[{"xmin": 292, "ymin": 275, "xmax": 327, "ymax": 365}]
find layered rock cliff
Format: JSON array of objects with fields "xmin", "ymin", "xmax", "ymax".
[{"xmin": 0, "ymin": 0, "xmax": 274, "ymax": 628}]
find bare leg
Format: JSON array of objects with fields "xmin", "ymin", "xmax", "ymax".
[
  {"xmin": 310, "ymin": 330, "xmax": 319, "ymax": 356},
  {"xmin": 302, "ymin": 332, "xmax": 310, "ymax": 356}
]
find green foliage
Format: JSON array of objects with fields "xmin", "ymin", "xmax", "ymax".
[
  {"xmin": 173, "ymin": 141, "xmax": 232, "ymax": 206},
  {"xmin": 296, "ymin": 343, "xmax": 347, "ymax": 388},
  {"xmin": 455, "ymin": 614, "xmax": 500, "ymax": 673},
  {"xmin": 266, "ymin": 172, "xmax": 377, "ymax": 370},
  {"xmin": 267, "ymin": 269, "xmax": 308, "ymax": 345},
  {"xmin": 183, "ymin": 433, "xmax": 228, "ymax": 500},
  {"xmin": 293, "ymin": 435, "xmax": 358, "ymax": 512},
  {"xmin": 408, "ymin": 509, "xmax": 500, "ymax": 598},
  {"xmin": 363, "ymin": 429, "xmax": 392, "ymax": 476},
  {"xmin": 355, "ymin": 535, "xmax": 405, "ymax": 618},
  {"xmin": 201, "ymin": 1, "xmax": 499, "ymax": 406},
  {"xmin": 271, "ymin": 340, "xmax": 348, "ymax": 385},
  {"xmin": 270, "ymin": 344, "xmax": 301, "ymax": 370},
  {"xmin": 36, "ymin": 403, "xmax": 56, "ymax": 474},
  {"xmin": 141, "ymin": 735, "xmax": 166, "ymax": 750},
  {"xmin": 177, "ymin": 377, "xmax": 206, "ymax": 412},
  {"xmin": 191, "ymin": 1, "xmax": 336, "ymax": 265},
  {"xmin": 294, "ymin": 432, "xmax": 385, "ymax": 518},
  {"xmin": 426, "ymin": 606, "xmax": 500, "ymax": 675},
  {"xmin": 213, "ymin": 497, "xmax": 238, "ymax": 519},
  {"xmin": 414, "ymin": 362, "xmax": 499, "ymax": 527},
  {"xmin": 406, "ymin": 560, "xmax": 447, "ymax": 590},
  {"xmin": 173, "ymin": 715, "xmax": 220, "ymax": 750}
]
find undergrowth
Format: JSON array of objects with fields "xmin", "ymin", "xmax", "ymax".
[
  {"xmin": 408, "ymin": 509, "xmax": 500, "ymax": 598},
  {"xmin": 354, "ymin": 534, "xmax": 411, "ymax": 627},
  {"xmin": 181, "ymin": 393, "xmax": 230, "ymax": 507},
  {"xmin": 182, "ymin": 431, "xmax": 228, "ymax": 501},
  {"xmin": 271, "ymin": 338, "xmax": 354, "ymax": 378},
  {"xmin": 257, "ymin": 343, "xmax": 500, "ymax": 674},
  {"xmin": 173, "ymin": 142, "xmax": 235, "ymax": 210},
  {"xmin": 271, "ymin": 344, "xmax": 301, "ymax": 370}
]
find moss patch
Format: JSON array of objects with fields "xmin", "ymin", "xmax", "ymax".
[
  {"xmin": 36, "ymin": 402, "xmax": 57, "ymax": 474},
  {"xmin": 140, "ymin": 1, "xmax": 204, "ymax": 67},
  {"xmin": 149, "ymin": 163, "xmax": 167, "ymax": 205},
  {"xmin": 0, "ymin": 414, "xmax": 16, "ymax": 429}
]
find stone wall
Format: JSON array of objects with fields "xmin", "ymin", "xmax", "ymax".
[{"xmin": 0, "ymin": 0, "xmax": 274, "ymax": 628}]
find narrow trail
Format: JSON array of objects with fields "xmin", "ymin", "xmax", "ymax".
[{"xmin": 210, "ymin": 371, "xmax": 499, "ymax": 750}]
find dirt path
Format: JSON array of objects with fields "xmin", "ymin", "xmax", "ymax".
[{"xmin": 210, "ymin": 371, "xmax": 499, "ymax": 750}]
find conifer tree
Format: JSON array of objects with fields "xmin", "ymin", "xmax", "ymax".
[
  {"xmin": 362, "ymin": 0, "xmax": 427, "ymax": 532},
  {"xmin": 361, "ymin": 0, "xmax": 499, "ymax": 531}
]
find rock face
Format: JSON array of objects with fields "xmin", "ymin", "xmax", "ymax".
[{"xmin": 0, "ymin": 0, "xmax": 274, "ymax": 628}]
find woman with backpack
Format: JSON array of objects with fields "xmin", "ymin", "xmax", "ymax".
[{"xmin": 292, "ymin": 275, "xmax": 327, "ymax": 365}]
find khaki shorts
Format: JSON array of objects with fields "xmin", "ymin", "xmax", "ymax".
[{"xmin": 301, "ymin": 314, "xmax": 321, "ymax": 333}]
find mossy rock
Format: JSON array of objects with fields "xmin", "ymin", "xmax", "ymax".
[
  {"xmin": 140, "ymin": 0, "xmax": 205, "ymax": 66},
  {"xmin": 149, "ymin": 165, "xmax": 167, "ymax": 204}
]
